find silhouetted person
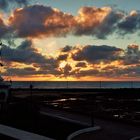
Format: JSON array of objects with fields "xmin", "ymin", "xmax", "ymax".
[
  {"xmin": 10, "ymin": 79, "xmax": 12, "ymax": 85},
  {"xmin": 30, "ymin": 83, "xmax": 33, "ymax": 90}
]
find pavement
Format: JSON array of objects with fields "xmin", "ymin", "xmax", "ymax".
[{"xmin": 40, "ymin": 107, "xmax": 140, "ymax": 140}]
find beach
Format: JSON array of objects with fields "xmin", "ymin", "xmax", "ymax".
[{"xmin": 0, "ymin": 86, "xmax": 140, "ymax": 139}]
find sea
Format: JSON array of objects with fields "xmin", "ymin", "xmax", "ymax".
[{"xmin": 10, "ymin": 81, "xmax": 140, "ymax": 89}]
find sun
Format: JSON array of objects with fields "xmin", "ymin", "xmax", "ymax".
[{"xmin": 59, "ymin": 61, "xmax": 67, "ymax": 69}]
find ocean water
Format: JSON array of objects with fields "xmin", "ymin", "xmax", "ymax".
[{"xmin": 10, "ymin": 81, "xmax": 140, "ymax": 89}]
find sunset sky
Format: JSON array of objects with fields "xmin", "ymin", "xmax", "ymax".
[{"xmin": 0, "ymin": 0, "xmax": 140, "ymax": 81}]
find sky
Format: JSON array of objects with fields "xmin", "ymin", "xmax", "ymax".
[{"xmin": 0, "ymin": 0, "xmax": 140, "ymax": 81}]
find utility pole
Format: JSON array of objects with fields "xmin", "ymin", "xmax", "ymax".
[
  {"xmin": 99, "ymin": 81, "xmax": 102, "ymax": 88},
  {"xmin": 67, "ymin": 81, "xmax": 68, "ymax": 89}
]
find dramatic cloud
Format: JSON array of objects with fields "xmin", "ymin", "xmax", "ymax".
[
  {"xmin": 1, "ymin": 3, "xmax": 140, "ymax": 80},
  {"xmin": 1, "ymin": 40, "xmax": 47, "ymax": 64},
  {"xmin": 62, "ymin": 63, "xmax": 72, "ymax": 77},
  {"xmin": 5, "ymin": 67, "xmax": 37, "ymax": 76},
  {"xmin": 61, "ymin": 45, "xmax": 73, "ymax": 52},
  {"xmin": 118, "ymin": 10, "xmax": 140, "ymax": 34},
  {"xmin": 72, "ymin": 45, "xmax": 123, "ymax": 63},
  {"xmin": 2, "ymin": 42, "xmax": 140, "ymax": 79},
  {"xmin": 75, "ymin": 62, "xmax": 87, "ymax": 67},
  {"xmin": 1, "ymin": 40, "xmax": 62, "ymax": 77},
  {"xmin": 5, "ymin": 66, "xmax": 61, "ymax": 76},
  {"xmin": 124, "ymin": 44, "xmax": 140, "ymax": 64},
  {"xmin": 74, "ymin": 7, "xmax": 140, "ymax": 38},
  {"xmin": 0, "ymin": 5, "xmax": 140, "ymax": 39},
  {"xmin": 74, "ymin": 7, "xmax": 111, "ymax": 35},
  {"xmin": 74, "ymin": 7, "xmax": 122, "ymax": 38},
  {"xmin": 8, "ymin": 5, "xmax": 75, "ymax": 38},
  {"xmin": 72, "ymin": 65, "xmax": 140, "ymax": 79},
  {"xmin": 95, "ymin": 10, "xmax": 124, "ymax": 38},
  {"xmin": 56, "ymin": 44, "xmax": 140, "ymax": 78},
  {"xmin": 57, "ymin": 54, "xmax": 68, "ymax": 61},
  {"xmin": 0, "ymin": 17, "xmax": 9, "ymax": 38}
]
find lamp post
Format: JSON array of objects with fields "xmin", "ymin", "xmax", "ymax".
[{"xmin": 100, "ymin": 81, "xmax": 102, "ymax": 88}]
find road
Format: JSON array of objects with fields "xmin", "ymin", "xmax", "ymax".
[{"xmin": 40, "ymin": 107, "xmax": 140, "ymax": 140}]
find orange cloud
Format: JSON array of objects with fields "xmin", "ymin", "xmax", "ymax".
[
  {"xmin": 54, "ymin": 44, "xmax": 140, "ymax": 80},
  {"xmin": 2, "ymin": 43, "xmax": 140, "ymax": 80},
  {"xmin": 75, "ymin": 7, "xmax": 111, "ymax": 34},
  {"xmin": 7, "ymin": 5, "xmax": 123, "ymax": 39},
  {"xmin": 8, "ymin": 5, "xmax": 76, "ymax": 38},
  {"xmin": 0, "ymin": 5, "xmax": 138, "ymax": 39}
]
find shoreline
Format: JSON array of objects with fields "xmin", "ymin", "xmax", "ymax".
[
  {"xmin": 10, "ymin": 87, "xmax": 140, "ymax": 96},
  {"xmin": 1, "ymin": 87, "xmax": 140, "ymax": 139}
]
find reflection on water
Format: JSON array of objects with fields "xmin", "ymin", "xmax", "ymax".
[
  {"xmin": 44, "ymin": 97, "xmax": 82, "ymax": 109},
  {"xmin": 42, "ymin": 95, "xmax": 140, "ymax": 123},
  {"xmin": 55, "ymin": 98, "xmax": 77, "ymax": 102}
]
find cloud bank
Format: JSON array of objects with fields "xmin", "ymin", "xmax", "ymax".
[
  {"xmin": 0, "ymin": 5, "xmax": 140, "ymax": 39},
  {"xmin": 0, "ymin": 4, "xmax": 140, "ymax": 80},
  {"xmin": 2, "ymin": 43, "xmax": 140, "ymax": 79}
]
